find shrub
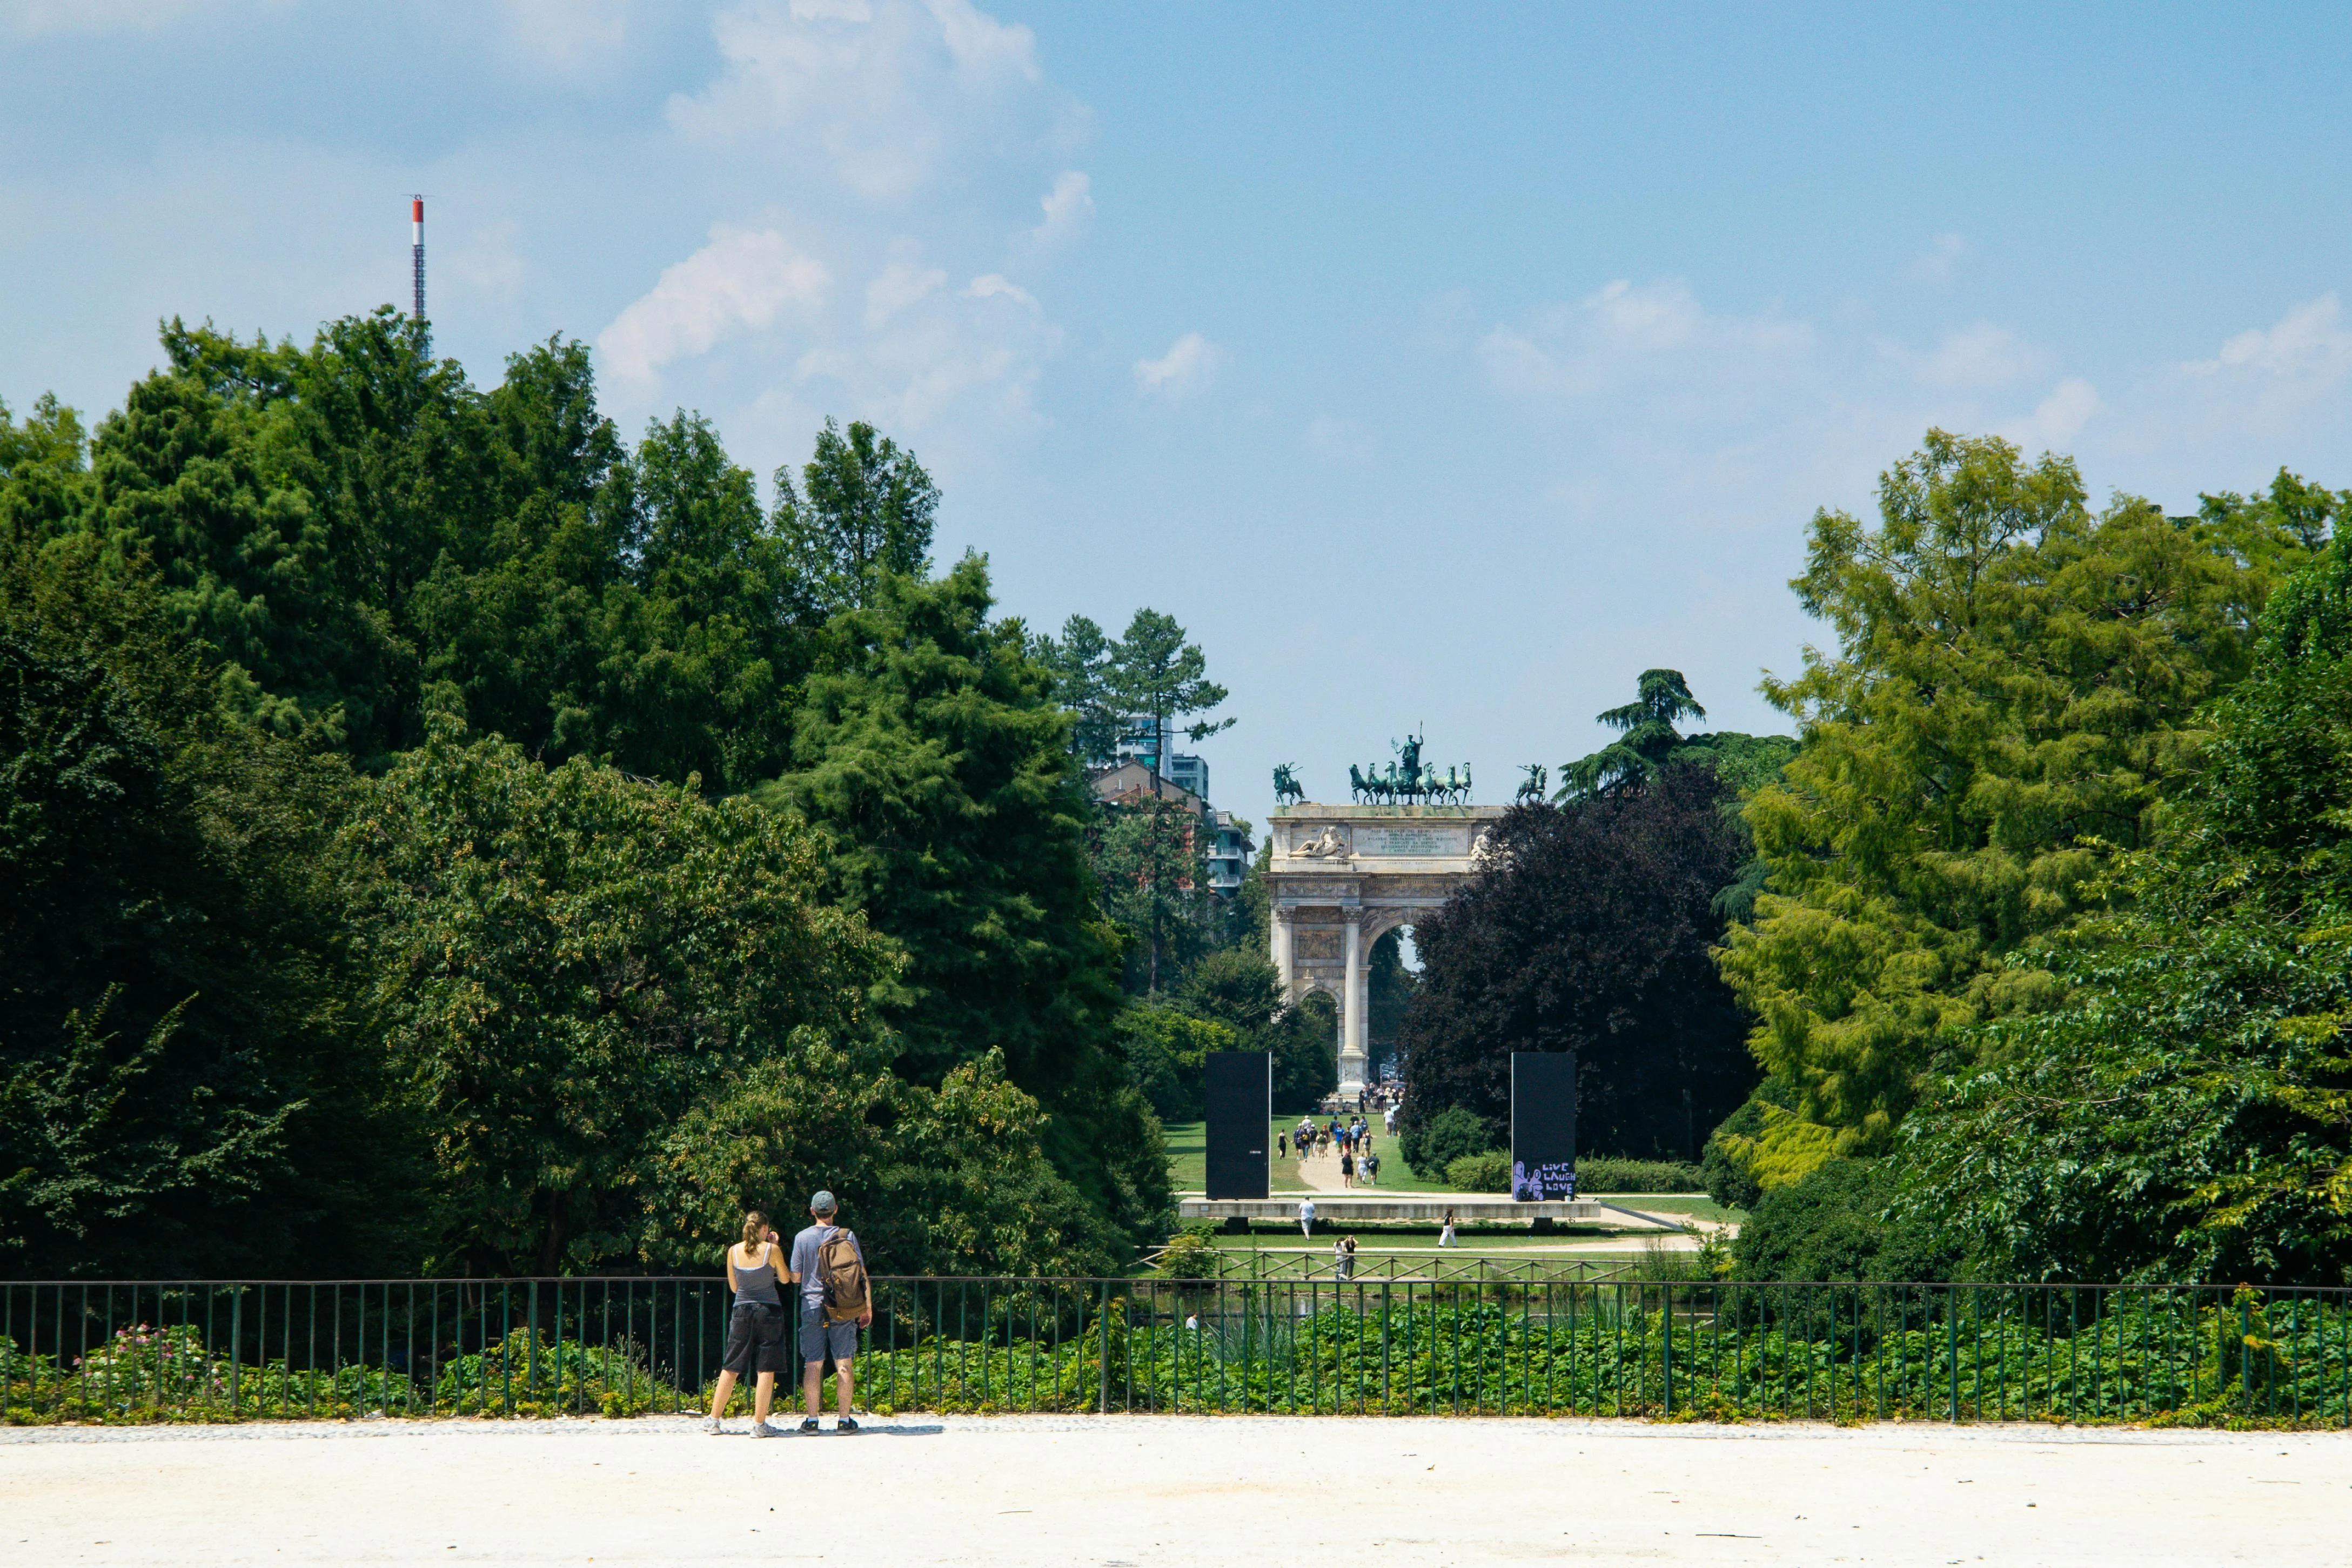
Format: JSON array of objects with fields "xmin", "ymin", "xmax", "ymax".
[
  {"xmin": 1154, "ymin": 1227, "xmax": 1222, "ymax": 1280},
  {"xmin": 1444, "ymin": 1151, "xmax": 1512, "ymax": 1192},
  {"xmin": 1402, "ymin": 1106, "xmax": 1499, "ymax": 1178},
  {"xmin": 1731, "ymin": 1157, "xmax": 1959, "ymax": 1282},
  {"xmin": 1574, "ymin": 1156, "xmax": 1705, "ymax": 1194}
]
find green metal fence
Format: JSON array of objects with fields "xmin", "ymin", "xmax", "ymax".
[{"xmin": 4, "ymin": 1277, "xmax": 2347, "ymax": 1426}]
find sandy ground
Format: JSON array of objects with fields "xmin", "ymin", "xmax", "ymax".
[{"xmin": 3, "ymin": 1413, "xmax": 2344, "ymax": 1565}]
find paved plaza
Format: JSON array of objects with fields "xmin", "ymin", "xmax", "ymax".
[{"xmin": 3, "ymin": 1413, "xmax": 2342, "ymax": 1565}]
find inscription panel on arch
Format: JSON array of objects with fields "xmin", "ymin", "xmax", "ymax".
[{"xmin": 1352, "ymin": 825, "xmax": 1471, "ymax": 857}]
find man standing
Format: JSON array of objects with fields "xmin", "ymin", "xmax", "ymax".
[
  {"xmin": 1298, "ymin": 1195, "xmax": 1316, "ymax": 1237},
  {"xmin": 789, "ymin": 1190, "xmax": 871, "ymax": 1434}
]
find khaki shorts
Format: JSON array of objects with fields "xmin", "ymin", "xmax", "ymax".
[{"xmin": 800, "ymin": 1303, "xmax": 860, "ymax": 1364}]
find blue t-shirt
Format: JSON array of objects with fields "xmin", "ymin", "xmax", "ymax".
[{"xmin": 789, "ymin": 1222, "xmax": 864, "ymax": 1309}]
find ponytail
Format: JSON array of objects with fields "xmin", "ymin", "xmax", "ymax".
[{"xmin": 740, "ymin": 1210, "xmax": 769, "ymax": 1250}]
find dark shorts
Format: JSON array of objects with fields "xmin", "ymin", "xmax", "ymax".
[
  {"xmin": 800, "ymin": 1303, "xmax": 860, "ymax": 1365},
  {"xmin": 721, "ymin": 1301, "xmax": 790, "ymax": 1376}
]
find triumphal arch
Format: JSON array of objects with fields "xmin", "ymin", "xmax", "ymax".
[{"xmin": 1267, "ymin": 802, "xmax": 1504, "ymax": 1096}]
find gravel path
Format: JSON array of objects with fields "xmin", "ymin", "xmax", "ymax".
[{"xmin": 2, "ymin": 1412, "xmax": 2343, "ymax": 1565}]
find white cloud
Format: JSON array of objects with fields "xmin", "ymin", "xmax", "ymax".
[
  {"xmin": 1913, "ymin": 232, "xmax": 1967, "ymax": 283},
  {"xmin": 2005, "ymin": 377, "xmax": 2101, "ymax": 447},
  {"xmin": 1030, "ymin": 171, "xmax": 1093, "ymax": 249},
  {"xmin": 964, "ymin": 273, "xmax": 1038, "ymax": 310},
  {"xmin": 498, "ymin": 0, "xmax": 630, "ymax": 71},
  {"xmin": 2190, "ymin": 293, "xmax": 2352, "ymax": 388},
  {"xmin": 1916, "ymin": 322, "xmax": 2053, "ymax": 390},
  {"xmin": 1477, "ymin": 278, "xmax": 1810, "ymax": 400},
  {"xmin": 865, "ymin": 259, "xmax": 947, "ymax": 326},
  {"xmin": 597, "ymin": 226, "xmax": 830, "ymax": 390},
  {"xmin": 669, "ymin": 0, "xmax": 1055, "ymax": 202},
  {"xmin": 1305, "ymin": 416, "xmax": 1373, "ymax": 465},
  {"xmin": 2, "ymin": 0, "xmax": 235, "ymax": 33},
  {"xmin": 1134, "ymin": 332, "xmax": 1227, "ymax": 400}
]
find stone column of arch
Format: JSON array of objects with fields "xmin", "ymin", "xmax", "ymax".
[{"xmin": 1341, "ymin": 909, "xmax": 1368, "ymax": 1095}]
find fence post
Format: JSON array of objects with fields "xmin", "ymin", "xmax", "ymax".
[
  {"xmin": 1661, "ymin": 1284, "xmax": 1673, "ymax": 1417},
  {"xmin": 227, "ymin": 1288, "xmax": 243, "ymax": 1416},
  {"xmin": 1097, "ymin": 1280, "xmax": 1110, "ymax": 1415},
  {"xmin": 1947, "ymin": 1288, "xmax": 1959, "ymax": 1423},
  {"xmin": 2241, "ymin": 1292, "xmax": 2253, "ymax": 1408}
]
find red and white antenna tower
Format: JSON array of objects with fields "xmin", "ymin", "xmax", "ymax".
[{"xmin": 409, "ymin": 196, "xmax": 426, "ymax": 323}]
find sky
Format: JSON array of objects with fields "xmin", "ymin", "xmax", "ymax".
[{"xmin": 7, "ymin": 2, "xmax": 2352, "ymax": 833}]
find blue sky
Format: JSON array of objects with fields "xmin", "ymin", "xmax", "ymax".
[{"xmin": 8, "ymin": 2, "xmax": 2352, "ymax": 830}]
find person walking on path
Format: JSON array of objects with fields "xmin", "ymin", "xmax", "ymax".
[
  {"xmin": 1439, "ymin": 1209, "xmax": 1457, "ymax": 1248},
  {"xmin": 1298, "ymin": 1196, "xmax": 1317, "ymax": 1237},
  {"xmin": 1363, "ymin": 1149, "xmax": 1379, "ymax": 1187},
  {"xmin": 706, "ymin": 1212, "xmax": 789, "ymax": 1436},
  {"xmin": 1339, "ymin": 1147, "xmax": 1355, "ymax": 1189},
  {"xmin": 1384, "ymin": 1104, "xmax": 1397, "ymax": 1135},
  {"xmin": 789, "ymin": 1191, "xmax": 872, "ymax": 1434}
]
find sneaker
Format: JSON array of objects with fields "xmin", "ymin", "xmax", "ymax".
[
  {"xmin": 835, "ymin": 1416, "xmax": 860, "ymax": 1434},
  {"xmin": 749, "ymin": 1421, "xmax": 783, "ymax": 1438},
  {"xmin": 798, "ymin": 1417, "xmax": 821, "ymax": 1434},
  {"xmin": 702, "ymin": 1416, "xmax": 723, "ymax": 1435}
]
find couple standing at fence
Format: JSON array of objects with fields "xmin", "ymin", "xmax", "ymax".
[{"xmin": 706, "ymin": 1191, "xmax": 871, "ymax": 1437}]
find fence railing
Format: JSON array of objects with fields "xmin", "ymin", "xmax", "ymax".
[{"xmin": 4, "ymin": 1277, "xmax": 2348, "ymax": 1426}]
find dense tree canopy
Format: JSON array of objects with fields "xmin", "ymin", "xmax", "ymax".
[
  {"xmin": 1, "ymin": 540, "xmax": 398, "ymax": 1277},
  {"xmin": 761, "ymin": 559, "xmax": 1172, "ymax": 1251},
  {"xmin": 1397, "ymin": 766, "xmax": 1757, "ymax": 1166},
  {"xmin": 2, "ymin": 310, "xmax": 1185, "ymax": 1275},
  {"xmin": 1717, "ymin": 433, "xmax": 2320, "ymax": 1177},
  {"xmin": 349, "ymin": 713, "xmax": 891, "ymax": 1274},
  {"xmin": 1886, "ymin": 536, "xmax": 2352, "ymax": 1283}
]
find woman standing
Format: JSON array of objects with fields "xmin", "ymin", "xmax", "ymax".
[
  {"xmin": 1438, "ymin": 1208, "xmax": 1457, "ymax": 1248},
  {"xmin": 706, "ymin": 1211, "xmax": 789, "ymax": 1436}
]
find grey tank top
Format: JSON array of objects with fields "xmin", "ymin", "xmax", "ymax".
[{"xmin": 732, "ymin": 1244, "xmax": 783, "ymax": 1306}]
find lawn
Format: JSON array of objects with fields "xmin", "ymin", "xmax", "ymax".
[
  {"xmin": 1163, "ymin": 1122, "xmax": 1746, "ymax": 1215},
  {"xmin": 1164, "ymin": 1117, "xmax": 1450, "ymax": 1194}
]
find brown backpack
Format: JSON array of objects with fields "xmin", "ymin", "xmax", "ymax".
[{"xmin": 819, "ymin": 1228, "xmax": 869, "ymax": 1324}]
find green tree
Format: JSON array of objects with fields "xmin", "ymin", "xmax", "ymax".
[
  {"xmin": 62, "ymin": 312, "xmax": 803, "ymax": 786},
  {"xmin": 1, "ymin": 540, "xmax": 401, "ymax": 1278},
  {"xmin": 1093, "ymin": 793, "xmax": 1215, "ymax": 992},
  {"xmin": 1107, "ymin": 607, "xmax": 1234, "ymax": 791},
  {"xmin": 659, "ymin": 1045, "xmax": 1125, "ymax": 1277},
  {"xmin": 1891, "ymin": 535, "xmax": 2352, "ymax": 1283},
  {"xmin": 349, "ymin": 714, "xmax": 889, "ymax": 1274},
  {"xmin": 1557, "ymin": 668, "xmax": 1707, "ymax": 800},
  {"xmin": 1716, "ymin": 432, "xmax": 2314, "ymax": 1171},
  {"xmin": 773, "ymin": 418, "xmax": 938, "ymax": 617},
  {"xmin": 765, "ymin": 558, "xmax": 1173, "ymax": 1251},
  {"xmin": 0, "ymin": 393, "xmax": 94, "ymax": 544},
  {"xmin": 1117, "ymin": 1002, "xmax": 1242, "ymax": 1122},
  {"xmin": 1034, "ymin": 612, "xmax": 1122, "ymax": 763}
]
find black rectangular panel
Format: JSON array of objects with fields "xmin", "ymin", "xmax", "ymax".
[
  {"xmin": 1204, "ymin": 1051, "xmax": 1271, "ymax": 1200},
  {"xmin": 1510, "ymin": 1051, "xmax": 1578, "ymax": 1200}
]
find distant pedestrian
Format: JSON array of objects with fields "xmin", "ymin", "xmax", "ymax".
[
  {"xmin": 789, "ymin": 1190, "xmax": 871, "ymax": 1435},
  {"xmin": 1335, "ymin": 1235, "xmax": 1357, "ymax": 1281},
  {"xmin": 1364, "ymin": 1150, "xmax": 1379, "ymax": 1187},
  {"xmin": 706, "ymin": 1211, "xmax": 788, "ymax": 1437},
  {"xmin": 1277, "ymin": 1132, "xmax": 1288, "ymax": 1158},
  {"xmin": 1339, "ymin": 1148, "xmax": 1355, "ymax": 1189},
  {"xmin": 1299, "ymin": 1196, "xmax": 1317, "ymax": 1237},
  {"xmin": 1439, "ymin": 1209, "xmax": 1457, "ymax": 1248},
  {"xmin": 1384, "ymin": 1105, "xmax": 1397, "ymax": 1135}
]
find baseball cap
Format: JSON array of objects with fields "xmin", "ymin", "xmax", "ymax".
[{"xmin": 810, "ymin": 1190, "xmax": 837, "ymax": 1214}]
